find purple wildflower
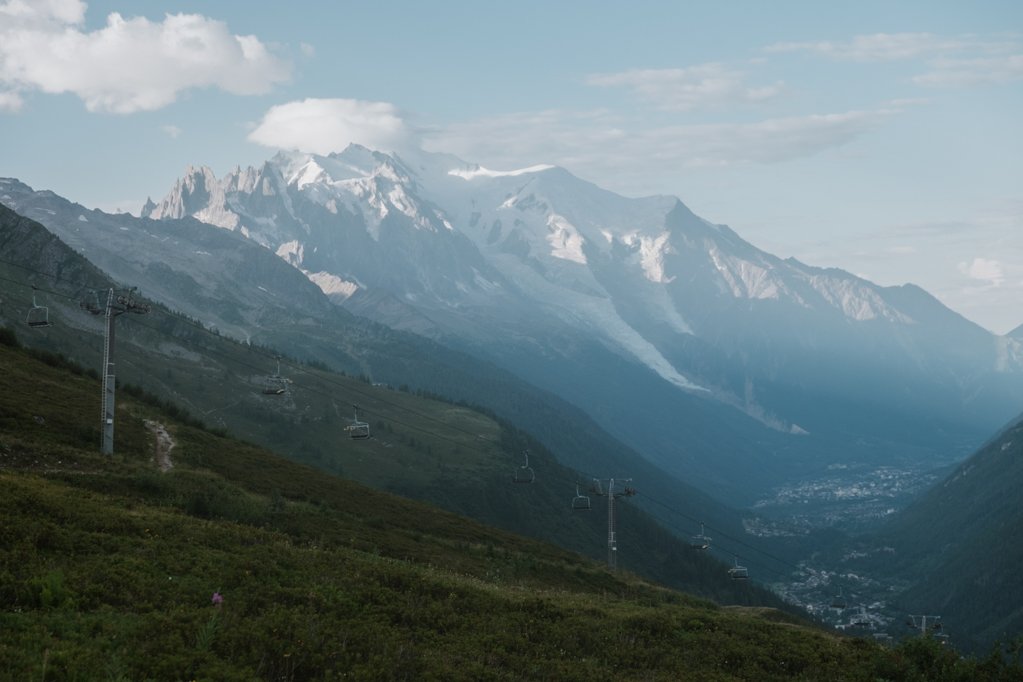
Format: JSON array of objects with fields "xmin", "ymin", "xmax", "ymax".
[{"xmin": 211, "ymin": 591, "xmax": 224, "ymax": 606}]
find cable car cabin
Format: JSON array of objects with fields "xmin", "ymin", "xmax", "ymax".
[
  {"xmin": 830, "ymin": 592, "xmax": 848, "ymax": 610},
  {"xmin": 262, "ymin": 376, "xmax": 287, "ymax": 395},
  {"xmin": 26, "ymin": 290, "xmax": 51, "ymax": 328},
  {"xmin": 690, "ymin": 523, "xmax": 711, "ymax": 550},
  {"xmin": 347, "ymin": 421, "xmax": 370, "ymax": 440},
  {"xmin": 26, "ymin": 306, "xmax": 50, "ymax": 328},
  {"xmin": 347, "ymin": 405, "xmax": 370, "ymax": 440},
  {"xmin": 728, "ymin": 566, "xmax": 749, "ymax": 581},
  {"xmin": 571, "ymin": 485, "xmax": 591, "ymax": 510},
  {"xmin": 728, "ymin": 557, "xmax": 749, "ymax": 581},
  {"xmin": 849, "ymin": 609, "xmax": 872, "ymax": 630},
  {"xmin": 513, "ymin": 465, "xmax": 535, "ymax": 484},
  {"xmin": 261, "ymin": 357, "xmax": 287, "ymax": 395},
  {"xmin": 513, "ymin": 450, "xmax": 535, "ymax": 483}
]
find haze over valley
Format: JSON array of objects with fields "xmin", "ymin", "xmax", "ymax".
[{"xmin": 2, "ymin": 1, "xmax": 1021, "ymax": 677}]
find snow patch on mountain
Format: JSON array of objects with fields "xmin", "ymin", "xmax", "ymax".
[
  {"xmin": 490, "ymin": 249, "xmax": 705, "ymax": 392},
  {"xmin": 546, "ymin": 214, "xmax": 587, "ymax": 264},
  {"xmin": 808, "ymin": 275, "xmax": 912, "ymax": 323},
  {"xmin": 306, "ymin": 270, "xmax": 359, "ymax": 300},
  {"xmin": 276, "ymin": 240, "xmax": 303, "ymax": 266},
  {"xmin": 136, "ymin": 144, "xmax": 1022, "ymax": 428},
  {"xmin": 709, "ymin": 246, "xmax": 789, "ymax": 301},
  {"xmin": 622, "ymin": 231, "xmax": 676, "ymax": 284},
  {"xmin": 289, "ymin": 158, "xmax": 328, "ymax": 189},
  {"xmin": 449, "ymin": 164, "xmax": 555, "ymax": 180}
]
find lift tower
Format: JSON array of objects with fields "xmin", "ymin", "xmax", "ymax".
[
  {"xmin": 83, "ymin": 287, "xmax": 150, "ymax": 455},
  {"xmin": 590, "ymin": 478, "xmax": 636, "ymax": 571}
]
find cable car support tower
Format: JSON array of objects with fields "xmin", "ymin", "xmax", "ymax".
[
  {"xmin": 590, "ymin": 478, "xmax": 636, "ymax": 571},
  {"xmin": 83, "ymin": 287, "xmax": 150, "ymax": 455}
]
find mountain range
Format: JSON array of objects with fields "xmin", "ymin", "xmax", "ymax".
[
  {"xmin": 4, "ymin": 143, "xmax": 1023, "ymax": 651},
  {"xmin": 0, "ymin": 181, "xmax": 752, "ymax": 538},
  {"xmin": 5, "ymin": 146, "xmax": 1023, "ymax": 509},
  {"xmin": 121, "ymin": 145, "xmax": 1023, "ymax": 505},
  {"xmin": 1, "ymin": 199, "xmax": 791, "ymax": 600}
]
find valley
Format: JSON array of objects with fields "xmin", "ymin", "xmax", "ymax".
[
  {"xmin": 749, "ymin": 462, "xmax": 947, "ymax": 534},
  {"xmin": 4, "ymin": 3, "xmax": 1020, "ymax": 676},
  {"xmin": 5, "ymin": 334, "xmax": 1013, "ymax": 678},
  {"xmin": 3, "ymin": 153, "xmax": 1022, "ymax": 665}
]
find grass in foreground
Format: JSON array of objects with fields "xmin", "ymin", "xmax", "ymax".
[{"xmin": 2, "ymin": 338, "xmax": 1022, "ymax": 680}]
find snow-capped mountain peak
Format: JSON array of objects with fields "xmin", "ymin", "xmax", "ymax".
[{"xmin": 139, "ymin": 145, "xmax": 1019, "ymax": 434}]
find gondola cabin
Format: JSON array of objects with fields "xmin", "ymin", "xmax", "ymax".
[
  {"xmin": 513, "ymin": 450, "xmax": 535, "ymax": 483},
  {"xmin": 347, "ymin": 405, "xmax": 370, "ymax": 440},
  {"xmin": 26, "ymin": 289, "xmax": 50, "ymax": 328},
  {"xmin": 571, "ymin": 484, "xmax": 591, "ymax": 510},
  {"xmin": 728, "ymin": 557, "xmax": 749, "ymax": 581},
  {"xmin": 690, "ymin": 523, "xmax": 711, "ymax": 550},
  {"xmin": 261, "ymin": 357, "xmax": 287, "ymax": 395}
]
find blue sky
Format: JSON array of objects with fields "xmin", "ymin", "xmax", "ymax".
[{"xmin": 1, "ymin": 0, "xmax": 1021, "ymax": 333}]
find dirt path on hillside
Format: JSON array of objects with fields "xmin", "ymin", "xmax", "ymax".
[{"xmin": 144, "ymin": 420, "xmax": 175, "ymax": 472}]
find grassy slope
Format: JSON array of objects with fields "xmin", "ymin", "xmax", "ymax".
[
  {"xmin": 0, "ymin": 197, "xmax": 753, "ymax": 554},
  {"xmin": 3, "ymin": 339, "xmax": 1019, "ymax": 680},
  {"xmin": 874, "ymin": 416, "xmax": 1023, "ymax": 653},
  {"xmin": 0, "ymin": 206, "xmax": 790, "ymax": 606},
  {"xmin": 0, "ymin": 200, "xmax": 780, "ymax": 584}
]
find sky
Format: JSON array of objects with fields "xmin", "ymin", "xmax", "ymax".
[{"xmin": 1, "ymin": 0, "xmax": 1021, "ymax": 334}]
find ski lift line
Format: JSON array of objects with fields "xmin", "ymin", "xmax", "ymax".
[
  {"xmin": 0, "ymin": 271, "xmax": 112, "ymax": 309},
  {"xmin": 9, "ymin": 253, "xmax": 614, "ymax": 471},
  {"xmin": 644, "ymin": 496, "xmax": 801, "ymax": 575},
  {"xmin": 0, "ymin": 270, "xmax": 816, "ymax": 569},
  {"xmin": 0, "ymin": 266, "xmax": 531, "ymax": 457},
  {"xmin": 116, "ymin": 310, "xmax": 527, "ymax": 465},
  {"xmin": 1, "ymin": 266, "xmax": 811, "ymax": 577},
  {"xmin": 6, "ymin": 272, "xmax": 503, "ymax": 460},
  {"xmin": 0, "ymin": 263, "xmax": 510, "ymax": 448},
  {"xmin": 638, "ymin": 492, "xmax": 805, "ymax": 575},
  {"xmin": 7, "ymin": 287, "xmax": 341, "ymax": 413},
  {"xmin": 0, "ymin": 259, "xmax": 108, "ymax": 296},
  {"xmin": 3, "ymin": 270, "xmax": 794, "ymax": 585},
  {"xmin": 569, "ymin": 471, "xmax": 800, "ymax": 585},
  {"xmin": 138, "ymin": 309, "xmax": 502, "ymax": 446}
]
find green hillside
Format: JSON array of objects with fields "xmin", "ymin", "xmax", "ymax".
[
  {"xmin": 4, "ymin": 335, "xmax": 1018, "ymax": 680},
  {"xmin": 805, "ymin": 412, "xmax": 1023, "ymax": 654},
  {"xmin": 0, "ymin": 197, "xmax": 749, "ymax": 552},
  {"xmin": 0, "ymin": 202, "xmax": 791, "ymax": 595},
  {"xmin": 875, "ymin": 414, "xmax": 1023, "ymax": 653}
]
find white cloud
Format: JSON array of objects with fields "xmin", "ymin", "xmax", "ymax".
[
  {"xmin": 914, "ymin": 54, "xmax": 1023, "ymax": 87},
  {"xmin": 248, "ymin": 98, "xmax": 416, "ymax": 154},
  {"xmin": 427, "ymin": 107, "xmax": 894, "ymax": 188},
  {"xmin": 0, "ymin": 1, "xmax": 290, "ymax": 113},
  {"xmin": 659, "ymin": 110, "xmax": 893, "ymax": 165},
  {"xmin": 586, "ymin": 63, "xmax": 783, "ymax": 111},
  {"xmin": 765, "ymin": 32, "xmax": 969, "ymax": 61},
  {"xmin": 0, "ymin": 90, "xmax": 23, "ymax": 112},
  {"xmin": 765, "ymin": 32, "xmax": 1023, "ymax": 89},
  {"xmin": 160, "ymin": 124, "xmax": 182, "ymax": 139},
  {"xmin": 0, "ymin": 0, "xmax": 85, "ymax": 26},
  {"xmin": 300, "ymin": 42, "xmax": 316, "ymax": 58},
  {"xmin": 959, "ymin": 257, "xmax": 1005, "ymax": 286}
]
